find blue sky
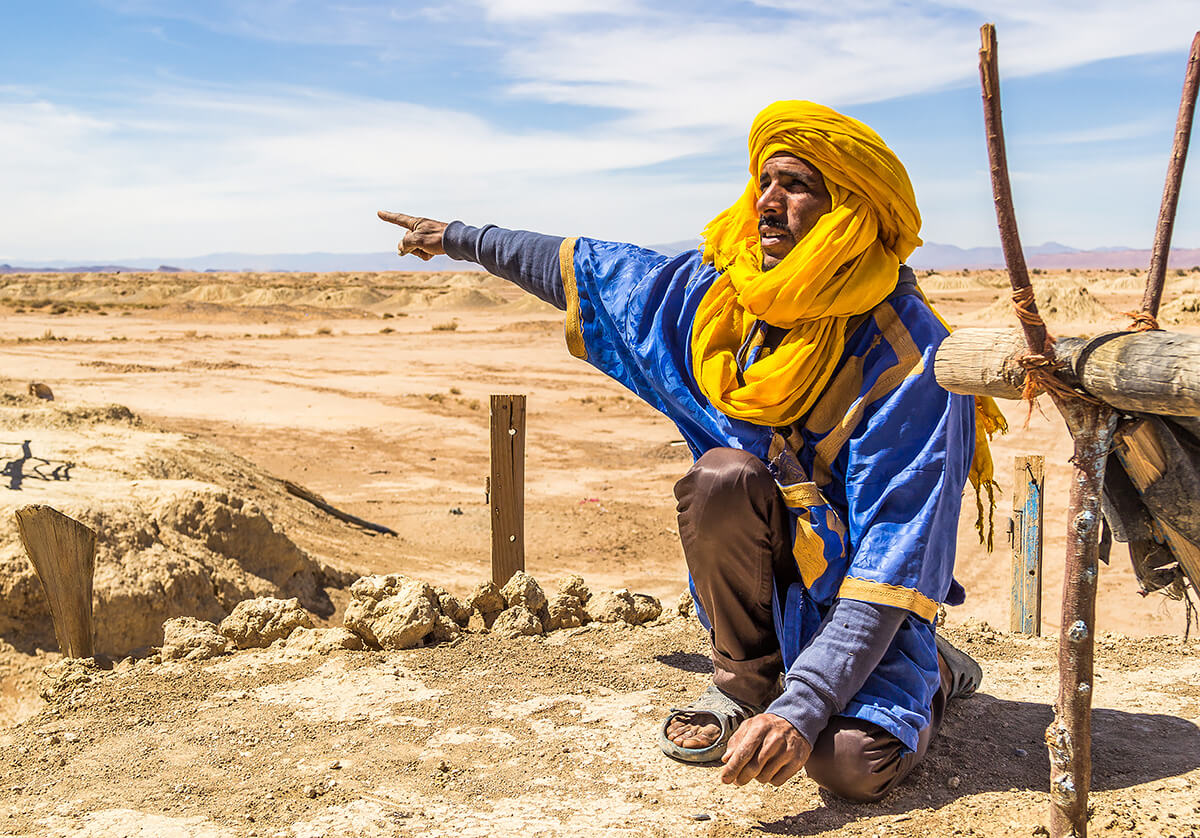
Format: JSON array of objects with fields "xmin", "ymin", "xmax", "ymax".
[{"xmin": 2, "ymin": 1, "xmax": 1197, "ymax": 261}]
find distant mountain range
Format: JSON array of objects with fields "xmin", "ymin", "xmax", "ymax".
[{"xmin": 4, "ymin": 241, "xmax": 1198, "ymax": 274}]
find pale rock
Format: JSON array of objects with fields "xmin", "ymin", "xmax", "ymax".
[
  {"xmin": 631, "ymin": 593, "xmax": 662, "ymax": 625},
  {"xmin": 676, "ymin": 590, "xmax": 696, "ymax": 618},
  {"xmin": 282, "ymin": 626, "xmax": 364, "ymax": 655},
  {"xmin": 430, "ymin": 614, "xmax": 463, "ymax": 644},
  {"xmin": 433, "ymin": 587, "xmax": 472, "ymax": 627},
  {"xmin": 161, "ymin": 616, "xmax": 229, "ymax": 661},
  {"xmin": 491, "ymin": 605, "xmax": 544, "ymax": 638},
  {"xmin": 586, "ymin": 589, "xmax": 638, "ymax": 624},
  {"xmin": 37, "ymin": 657, "xmax": 103, "ymax": 701},
  {"xmin": 219, "ymin": 596, "xmax": 313, "ymax": 649},
  {"xmin": 500, "ymin": 571, "xmax": 547, "ymax": 614},
  {"xmin": 544, "ymin": 593, "xmax": 588, "ymax": 631},
  {"xmin": 343, "ymin": 574, "xmax": 437, "ymax": 650},
  {"xmin": 466, "ymin": 580, "xmax": 506, "ymax": 617},
  {"xmin": 559, "ymin": 574, "xmax": 591, "ymax": 603}
]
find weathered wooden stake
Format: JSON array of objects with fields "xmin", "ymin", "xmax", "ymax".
[
  {"xmin": 1045, "ymin": 404, "xmax": 1117, "ymax": 838},
  {"xmin": 1143, "ymin": 31, "xmax": 1200, "ymax": 319},
  {"xmin": 980, "ymin": 24, "xmax": 1117, "ymax": 837},
  {"xmin": 14, "ymin": 505, "xmax": 97, "ymax": 658},
  {"xmin": 489, "ymin": 394, "xmax": 526, "ymax": 587},
  {"xmin": 1011, "ymin": 456, "xmax": 1045, "ymax": 636}
]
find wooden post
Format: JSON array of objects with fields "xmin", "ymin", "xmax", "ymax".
[
  {"xmin": 1011, "ymin": 456, "xmax": 1044, "ymax": 636},
  {"xmin": 979, "ymin": 25, "xmax": 1116, "ymax": 837},
  {"xmin": 1143, "ymin": 31, "xmax": 1200, "ymax": 319},
  {"xmin": 1045, "ymin": 403, "xmax": 1117, "ymax": 838},
  {"xmin": 14, "ymin": 505, "xmax": 97, "ymax": 658},
  {"xmin": 489, "ymin": 394, "xmax": 526, "ymax": 587}
]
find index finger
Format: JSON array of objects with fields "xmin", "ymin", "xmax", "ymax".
[
  {"xmin": 377, "ymin": 210, "xmax": 420, "ymax": 229},
  {"xmin": 720, "ymin": 732, "xmax": 757, "ymax": 784}
]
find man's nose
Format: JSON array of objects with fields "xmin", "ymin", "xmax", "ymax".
[{"xmin": 756, "ymin": 182, "xmax": 783, "ymax": 215}]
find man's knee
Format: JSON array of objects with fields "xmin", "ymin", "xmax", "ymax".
[
  {"xmin": 804, "ymin": 721, "xmax": 909, "ymax": 803},
  {"xmin": 676, "ymin": 447, "xmax": 775, "ymax": 514}
]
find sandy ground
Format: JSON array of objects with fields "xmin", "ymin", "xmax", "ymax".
[{"xmin": 1, "ymin": 267, "xmax": 1198, "ymax": 836}]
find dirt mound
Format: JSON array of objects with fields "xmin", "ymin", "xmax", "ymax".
[
  {"xmin": 0, "ymin": 488, "xmax": 334, "ymax": 657},
  {"xmin": 964, "ymin": 281, "xmax": 1118, "ymax": 328},
  {"xmin": 1094, "ymin": 274, "xmax": 1148, "ymax": 291},
  {"xmin": 919, "ymin": 273, "xmax": 994, "ymax": 291},
  {"xmin": 1162, "ymin": 293, "xmax": 1200, "ymax": 326},
  {"xmin": 237, "ymin": 286, "xmax": 306, "ymax": 306},
  {"xmin": 505, "ymin": 294, "xmax": 561, "ymax": 314},
  {"xmin": 421, "ymin": 288, "xmax": 508, "ymax": 310},
  {"xmin": 298, "ymin": 288, "xmax": 389, "ymax": 308},
  {"xmin": 0, "ymin": 399, "xmax": 350, "ymax": 657},
  {"xmin": 179, "ymin": 283, "xmax": 249, "ymax": 304}
]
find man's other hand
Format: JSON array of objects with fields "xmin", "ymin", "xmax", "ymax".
[
  {"xmin": 377, "ymin": 211, "xmax": 448, "ymax": 261},
  {"xmin": 720, "ymin": 713, "xmax": 811, "ymax": 787}
]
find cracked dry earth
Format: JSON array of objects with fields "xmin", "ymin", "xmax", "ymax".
[{"xmin": 2, "ymin": 622, "xmax": 1199, "ymax": 838}]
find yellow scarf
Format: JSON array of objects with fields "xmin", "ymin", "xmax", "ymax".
[{"xmin": 693, "ymin": 100, "xmax": 1004, "ymax": 545}]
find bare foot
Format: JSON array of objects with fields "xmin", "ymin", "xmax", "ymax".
[{"xmin": 665, "ymin": 712, "xmax": 722, "ymax": 749}]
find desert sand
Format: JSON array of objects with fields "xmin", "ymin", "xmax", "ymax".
[{"xmin": 0, "ymin": 267, "xmax": 1198, "ymax": 836}]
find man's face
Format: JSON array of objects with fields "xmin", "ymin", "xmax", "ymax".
[{"xmin": 755, "ymin": 153, "xmax": 832, "ymax": 270}]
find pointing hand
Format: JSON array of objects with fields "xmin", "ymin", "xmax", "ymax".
[{"xmin": 377, "ymin": 211, "xmax": 448, "ymax": 261}]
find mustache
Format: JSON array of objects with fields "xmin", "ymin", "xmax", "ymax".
[{"xmin": 758, "ymin": 216, "xmax": 789, "ymax": 234}]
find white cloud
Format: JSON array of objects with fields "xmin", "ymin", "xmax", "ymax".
[
  {"xmin": 8, "ymin": 1, "xmax": 1198, "ymax": 259},
  {"xmin": 497, "ymin": 0, "xmax": 1196, "ymax": 134},
  {"xmin": 473, "ymin": 0, "xmax": 642, "ymax": 21},
  {"xmin": 0, "ymin": 85, "xmax": 728, "ymax": 260}
]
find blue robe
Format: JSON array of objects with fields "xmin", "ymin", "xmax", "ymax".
[{"xmin": 559, "ymin": 237, "xmax": 974, "ymax": 751}]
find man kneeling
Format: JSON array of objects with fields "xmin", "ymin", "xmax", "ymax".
[{"xmin": 379, "ymin": 100, "xmax": 992, "ymax": 800}]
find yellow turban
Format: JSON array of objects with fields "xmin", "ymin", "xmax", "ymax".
[
  {"xmin": 692, "ymin": 100, "xmax": 922, "ymax": 425},
  {"xmin": 692, "ymin": 100, "xmax": 1004, "ymax": 545}
]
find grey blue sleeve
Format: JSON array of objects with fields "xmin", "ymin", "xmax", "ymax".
[
  {"xmin": 765, "ymin": 599, "xmax": 908, "ymax": 747},
  {"xmin": 442, "ymin": 221, "xmax": 566, "ymax": 310}
]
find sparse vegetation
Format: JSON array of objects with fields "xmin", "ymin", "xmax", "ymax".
[{"xmin": 433, "ymin": 320, "xmax": 459, "ymax": 332}]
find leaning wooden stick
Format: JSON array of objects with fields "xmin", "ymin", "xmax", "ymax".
[
  {"xmin": 978, "ymin": 23, "xmax": 1053, "ymax": 360},
  {"xmin": 14, "ymin": 505, "xmax": 97, "ymax": 659},
  {"xmin": 1142, "ymin": 31, "xmax": 1200, "ymax": 320},
  {"xmin": 979, "ymin": 24, "xmax": 1118, "ymax": 838}
]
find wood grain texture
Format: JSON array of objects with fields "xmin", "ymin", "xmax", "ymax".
[
  {"xmin": 14, "ymin": 505, "xmax": 97, "ymax": 658},
  {"xmin": 489, "ymin": 394, "xmax": 526, "ymax": 588},
  {"xmin": 1011, "ymin": 456, "xmax": 1044, "ymax": 636},
  {"xmin": 935, "ymin": 327, "xmax": 1200, "ymax": 416},
  {"xmin": 1114, "ymin": 419, "xmax": 1200, "ymax": 591}
]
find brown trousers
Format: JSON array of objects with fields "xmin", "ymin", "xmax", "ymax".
[{"xmin": 675, "ymin": 447, "xmax": 950, "ymax": 802}]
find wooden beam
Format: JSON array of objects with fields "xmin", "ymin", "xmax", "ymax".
[
  {"xmin": 489, "ymin": 394, "xmax": 526, "ymax": 587},
  {"xmin": 934, "ymin": 327, "xmax": 1200, "ymax": 417},
  {"xmin": 1011, "ymin": 456, "xmax": 1045, "ymax": 636},
  {"xmin": 14, "ymin": 505, "xmax": 97, "ymax": 658}
]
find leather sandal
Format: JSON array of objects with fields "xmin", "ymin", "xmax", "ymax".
[{"xmin": 658, "ymin": 683, "xmax": 762, "ymax": 764}]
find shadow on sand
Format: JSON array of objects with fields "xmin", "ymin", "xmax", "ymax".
[{"xmin": 753, "ymin": 691, "xmax": 1200, "ymax": 835}]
